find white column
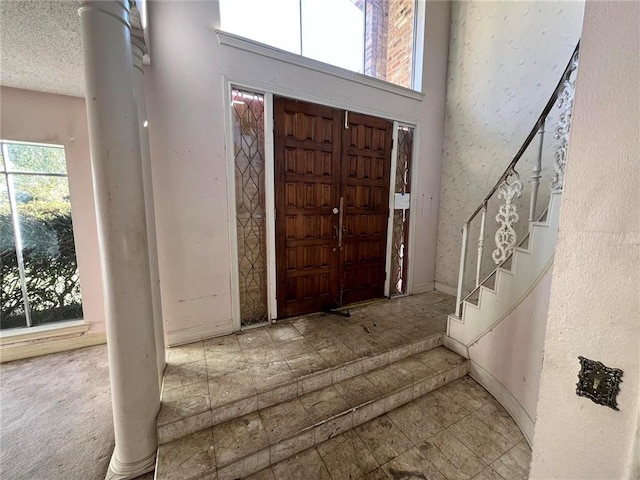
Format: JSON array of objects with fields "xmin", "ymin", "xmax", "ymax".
[
  {"xmin": 78, "ymin": 2, "xmax": 160, "ymax": 479},
  {"xmin": 130, "ymin": 3, "xmax": 166, "ymax": 385}
]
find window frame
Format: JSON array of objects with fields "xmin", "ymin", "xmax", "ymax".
[
  {"xmin": 0, "ymin": 140, "xmax": 84, "ymax": 331},
  {"xmin": 216, "ymin": 0, "xmax": 425, "ymax": 96}
]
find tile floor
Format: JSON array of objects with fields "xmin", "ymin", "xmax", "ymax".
[
  {"xmin": 158, "ymin": 292, "xmax": 454, "ymax": 443},
  {"xmin": 244, "ymin": 376, "xmax": 531, "ymax": 480},
  {"xmin": 154, "ymin": 292, "xmax": 531, "ymax": 480}
]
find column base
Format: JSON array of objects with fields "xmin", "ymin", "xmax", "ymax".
[{"xmin": 105, "ymin": 450, "xmax": 156, "ymax": 480}]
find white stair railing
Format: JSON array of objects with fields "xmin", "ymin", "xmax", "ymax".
[{"xmin": 454, "ymin": 44, "xmax": 579, "ymax": 318}]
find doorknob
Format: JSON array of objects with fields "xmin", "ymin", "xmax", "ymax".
[{"xmin": 332, "ymin": 207, "xmax": 339, "ymax": 214}]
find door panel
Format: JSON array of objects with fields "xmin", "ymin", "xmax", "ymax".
[
  {"xmin": 340, "ymin": 112, "xmax": 393, "ymax": 305},
  {"xmin": 275, "ymin": 98, "xmax": 342, "ymax": 317},
  {"xmin": 274, "ymin": 98, "xmax": 392, "ymax": 317}
]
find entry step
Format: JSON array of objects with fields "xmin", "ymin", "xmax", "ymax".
[{"xmin": 156, "ymin": 346, "xmax": 468, "ymax": 480}]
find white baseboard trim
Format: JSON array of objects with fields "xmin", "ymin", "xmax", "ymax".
[
  {"xmin": 412, "ymin": 281, "xmax": 434, "ymax": 294},
  {"xmin": 167, "ymin": 320, "xmax": 234, "ymax": 347},
  {"xmin": 442, "ymin": 335, "xmax": 469, "ymax": 359},
  {"xmin": 0, "ymin": 332, "xmax": 107, "ymax": 363},
  {"xmin": 469, "ymin": 361, "xmax": 534, "ymax": 447},
  {"xmin": 434, "ymin": 281, "xmax": 457, "ymax": 297}
]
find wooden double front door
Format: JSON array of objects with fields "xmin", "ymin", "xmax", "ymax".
[{"xmin": 275, "ymin": 97, "xmax": 393, "ymax": 318}]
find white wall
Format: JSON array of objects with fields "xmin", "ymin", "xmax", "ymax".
[
  {"xmin": 469, "ymin": 266, "xmax": 553, "ymax": 445},
  {"xmin": 530, "ymin": 1, "xmax": 640, "ymax": 478},
  {"xmin": 144, "ymin": 1, "xmax": 451, "ymax": 343},
  {"xmin": 435, "ymin": 1, "xmax": 584, "ymax": 293},
  {"xmin": 0, "ymin": 87, "xmax": 106, "ymax": 336}
]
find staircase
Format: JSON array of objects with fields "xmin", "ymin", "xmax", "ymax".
[
  {"xmin": 447, "ymin": 190, "xmax": 561, "ymax": 346},
  {"xmin": 154, "ymin": 293, "xmax": 470, "ymax": 479},
  {"xmin": 446, "ymin": 44, "xmax": 579, "ymax": 349},
  {"xmin": 441, "ymin": 45, "xmax": 579, "ymax": 444}
]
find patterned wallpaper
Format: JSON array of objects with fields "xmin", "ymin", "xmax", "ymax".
[{"xmin": 435, "ymin": 0, "xmax": 585, "ymax": 292}]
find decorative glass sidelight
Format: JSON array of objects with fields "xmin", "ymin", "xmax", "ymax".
[
  {"xmin": 390, "ymin": 126, "xmax": 413, "ymax": 296},
  {"xmin": 231, "ymin": 88, "xmax": 269, "ymax": 327}
]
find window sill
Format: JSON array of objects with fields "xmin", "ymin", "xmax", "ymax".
[
  {"xmin": 0, "ymin": 319, "xmax": 89, "ymax": 347},
  {"xmin": 215, "ymin": 30, "xmax": 425, "ymax": 101}
]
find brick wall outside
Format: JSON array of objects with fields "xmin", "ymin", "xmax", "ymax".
[
  {"xmin": 351, "ymin": 0, "xmax": 414, "ymax": 88},
  {"xmin": 386, "ymin": 0, "xmax": 414, "ymax": 88},
  {"xmin": 363, "ymin": 0, "xmax": 388, "ymax": 80}
]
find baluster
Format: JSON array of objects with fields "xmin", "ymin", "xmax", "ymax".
[
  {"xmin": 529, "ymin": 120, "xmax": 545, "ymax": 221},
  {"xmin": 455, "ymin": 223, "xmax": 469, "ymax": 317},
  {"xmin": 475, "ymin": 202, "xmax": 487, "ymax": 287},
  {"xmin": 492, "ymin": 169, "xmax": 523, "ymax": 264}
]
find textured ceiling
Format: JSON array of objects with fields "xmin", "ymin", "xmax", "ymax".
[{"xmin": 1, "ymin": 1, "xmax": 85, "ymax": 97}]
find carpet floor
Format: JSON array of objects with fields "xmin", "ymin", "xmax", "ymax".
[{"xmin": 0, "ymin": 345, "xmax": 115, "ymax": 480}]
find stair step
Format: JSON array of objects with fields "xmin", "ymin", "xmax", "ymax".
[
  {"xmin": 157, "ymin": 293, "xmax": 454, "ymax": 446},
  {"xmin": 158, "ymin": 331, "xmax": 446, "ymax": 444},
  {"xmin": 156, "ymin": 346, "xmax": 469, "ymax": 480},
  {"xmin": 518, "ymin": 231, "xmax": 531, "ymax": 250},
  {"xmin": 501, "ymin": 254, "xmax": 514, "ymax": 272},
  {"xmin": 466, "ymin": 289, "xmax": 480, "ymax": 306}
]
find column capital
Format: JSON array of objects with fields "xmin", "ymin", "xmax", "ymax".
[{"xmin": 79, "ymin": 0, "xmax": 131, "ymax": 30}]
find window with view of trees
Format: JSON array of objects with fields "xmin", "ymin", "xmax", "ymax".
[
  {"xmin": 219, "ymin": 0, "xmax": 418, "ymax": 89},
  {"xmin": 0, "ymin": 142, "xmax": 83, "ymax": 330}
]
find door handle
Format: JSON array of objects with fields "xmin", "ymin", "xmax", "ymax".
[{"xmin": 337, "ymin": 197, "xmax": 344, "ymax": 248}]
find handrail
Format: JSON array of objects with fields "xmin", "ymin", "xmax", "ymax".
[{"xmin": 463, "ymin": 41, "xmax": 580, "ymax": 227}]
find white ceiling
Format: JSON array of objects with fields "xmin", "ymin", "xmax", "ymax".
[{"xmin": 0, "ymin": 0, "xmax": 85, "ymax": 97}]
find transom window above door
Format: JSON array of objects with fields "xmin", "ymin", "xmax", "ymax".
[{"xmin": 219, "ymin": 0, "xmax": 421, "ymax": 90}]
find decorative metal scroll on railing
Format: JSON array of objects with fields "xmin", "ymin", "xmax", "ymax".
[
  {"xmin": 491, "ymin": 169, "xmax": 523, "ymax": 265},
  {"xmin": 454, "ymin": 44, "xmax": 579, "ymax": 317}
]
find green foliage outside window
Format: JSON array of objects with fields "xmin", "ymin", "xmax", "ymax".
[{"xmin": 0, "ymin": 143, "xmax": 83, "ymax": 329}]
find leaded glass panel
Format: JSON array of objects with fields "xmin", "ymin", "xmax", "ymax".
[
  {"xmin": 231, "ymin": 89, "xmax": 269, "ymax": 327},
  {"xmin": 390, "ymin": 126, "xmax": 413, "ymax": 296}
]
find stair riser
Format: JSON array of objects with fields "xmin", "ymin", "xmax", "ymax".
[
  {"xmin": 215, "ymin": 361, "xmax": 469, "ymax": 480},
  {"xmin": 158, "ymin": 333, "xmax": 444, "ymax": 444}
]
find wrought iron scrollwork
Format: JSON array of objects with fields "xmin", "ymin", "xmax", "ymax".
[
  {"xmin": 551, "ymin": 49, "xmax": 579, "ymax": 190},
  {"xmin": 492, "ymin": 169, "xmax": 523, "ymax": 264}
]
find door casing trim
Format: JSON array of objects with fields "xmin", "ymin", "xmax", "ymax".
[
  {"xmin": 384, "ymin": 122, "xmax": 400, "ymax": 297},
  {"xmin": 223, "ymin": 76, "xmax": 419, "ymax": 330}
]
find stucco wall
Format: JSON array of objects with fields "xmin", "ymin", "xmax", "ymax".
[
  {"xmin": 435, "ymin": 1, "xmax": 584, "ymax": 294},
  {"xmin": 0, "ymin": 87, "xmax": 105, "ymax": 335},
  {"xmin": 144, "ymin": 1, "xmax": 450, "ymax": 344},
  {"xmin": 530, "ymin": 1, "xmax": 640, "ymax": 478},
  {"xmin": 469, "ymin": 266, "xmax": 553, "ymax": 444}
]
